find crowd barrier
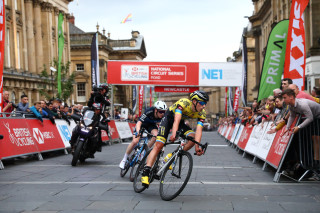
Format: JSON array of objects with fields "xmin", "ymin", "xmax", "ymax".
[
  {"xmin": 0, "ymin": 116, "xmax": 136, "ymax": 169},
  {"xmin": 217, "ymin": 117, "xmax": 308, "ymax": 182}
]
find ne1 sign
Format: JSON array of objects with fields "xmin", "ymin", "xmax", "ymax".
[{"xmin": 199, "ymin": 62, "xmax": 243, "ymax": 87}]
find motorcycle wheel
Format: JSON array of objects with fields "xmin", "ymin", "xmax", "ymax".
[
  {"xmin": 79, "ymin": 156, "xmax": 86, "ymax": 163},
  {"xmin": 71, "ymin": 140, "xmax": 84, "ymax": 166}
]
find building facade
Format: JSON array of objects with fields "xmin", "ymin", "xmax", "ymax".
[
  {"xmin": 232, "ymin": 0, "xmax": 320, "ymax": 104},
  {"xmin": 69, "ymin": 18, "xmax": 147, "ymax": 110},
  {"xmin": 3, "ymin": 0, "xmax": 72, "ymax": 104}
]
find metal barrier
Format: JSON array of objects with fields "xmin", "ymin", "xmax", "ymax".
[{"xmin": 298, "ymin": 117, "xmax": 320, "ymax": 181}]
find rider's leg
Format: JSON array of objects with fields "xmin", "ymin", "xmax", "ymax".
[
  {"xmin": 147, "ymin": 129, "xmax": 158, "ymax": 148},
  {"xmin": 119, "ymin": 136, "xmax": 139, "ymax": 169}
]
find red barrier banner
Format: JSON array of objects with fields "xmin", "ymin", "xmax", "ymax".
[
  {"xmin": 0, "ymin": 1, "xmax": 5, "ymax": 113},
  {"xmin": 107, "ymin": 61, "xmax": 199, "ymax": 86},
  {"xmin": 266, "ymin": 118, "xmax": 298, "ymax": 168},
  {"xmin": 154, "ymin": 86, "xmax": 199, "ymax": 93},
  {"xmin": 227, "ymin": 125, "xmax": 235, "ymax": 141},
  {"xmin": 237, "ymin": 125, "xmax": 254, "ymax": 150},
  {"xmin": 0, "ymin": 118, "xmax": 39, "ymax": 159},
  {"xmin": 101, "ymin": 120, "xmax": 120, "ymax": 141},
  {"xmin": 25, "ymin": 119, "xmax": 65, "ymax": 152},
  {"xmin": 128, "ymin": 123, "xmax": 136, "ymax": 134}
]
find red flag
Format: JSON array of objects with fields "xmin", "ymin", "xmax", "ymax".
[
  {"xmin": 283, "ymin": 0, "xmax": 309, "ymax": 90},
  {"xmin": 0, "ymin": 1, "xmax": 5, "ymax": 113},
  {"xmin": 233, "ymin": 87, "xmax": 240, "ymax": 112},
  {"xmin": 138, "ymin": 86, "xmax": 144, "ymax": 117},
  {"xmin": 225, "ymin": 87, "xmax": 228, "ymax": 117}
]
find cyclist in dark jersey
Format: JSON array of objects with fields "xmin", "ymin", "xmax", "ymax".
[
  {"xmin": 141, "ymin": 90, "xmax": 209, "ymax": 186},
  {"xmin": 119, "ymin": 101, "xmax": 168, "ymax": 169}
]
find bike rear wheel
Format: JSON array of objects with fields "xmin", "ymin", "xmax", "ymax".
[
  {"xmin": 130, "ymin": 147, "xmax": 147, "ymax": 182},
  {"xmin": 159, "ymin": 150, "xmax": 193, "ymax": 201},
  {"xmin": 120, "ymin": 155, "xmax": 133, "ymax": 177},
  {"xmin": 71, "ymin": 139, "xmax": 84, "ymax": 167},
  {"xmin": 133, "ymin": 149, "xmax": 152, "ymax": 193}
]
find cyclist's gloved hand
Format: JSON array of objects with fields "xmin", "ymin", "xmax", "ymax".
[
  {"xmin": 133, "ymin": 132, "xmax": 138, "ymax": 137},
  {"xmin": 169, "ymin": 133, "xmax": 177, "ymax": 142},
  {"xmin": 195, "ymin": 145, "xmax": 204, "ymax": 156}
]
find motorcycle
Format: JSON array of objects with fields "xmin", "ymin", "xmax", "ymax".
[{"xmin": 70, "ymin": 109, "xmax": 109, "ymax": 166}]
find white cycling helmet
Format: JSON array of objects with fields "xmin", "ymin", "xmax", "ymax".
[{"xmin": 154, "ymin": 101, "xmax": 168, "ymax": 110}]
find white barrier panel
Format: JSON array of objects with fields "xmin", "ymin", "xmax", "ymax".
[
  {"xmin": 221, "ymin": 125, "xmax": 227, "ymax": 136},
  {"xmin": 55, "ymin": 119, "xmax": 73, "ymax": 148},
  {"xmin": 234, "ymin": 125, "xmax": 244, "ymax": 145},
  {"xmin": 224, "ymin": 125, "xmax": 232, "ymax": 138},
  {"xmin": 244, "ymin": 123, "xmax": 269, "ymax": 155},
  {"xmin": 255, "ymin": 122, "xmax": 277, "ymax": 160},
  {"xmin": 115, "ymin": 122, "xmax": 132, "ymax": 139},
  {"xmin": 230, "ymin": 123, "xmax": 240, "ymax": 143}
]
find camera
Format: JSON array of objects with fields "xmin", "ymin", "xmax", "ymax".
[
  {"xmin": 10, "ymin": 102, "xmax": 18, "ymax": 108},
  {"xmin": 92, "ymin": 85, "xmax": 100, "ymax": 96}
]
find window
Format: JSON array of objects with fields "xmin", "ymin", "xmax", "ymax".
[
  {"xmin": 76, "ymin": 64, "xmax": 84, "ymax": 71},
  {"xmin": 6, "ymin": 28, "xmax": 10, "ymax": 67},
  {"xmin": 17, "ymin": 31, "xmax": 20, "ymax": 69},
  {"xmin": 15, "ymin": 0, "xmax": 18, "ymax": 10},
  {"xmin": 77, "ymin": 83, "xmax": 86, "ymax": 102}
]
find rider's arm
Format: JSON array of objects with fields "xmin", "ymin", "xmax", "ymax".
[
  {"xmin": 135, "ymin": 121, "xmax": 143, "ymax": 135},
  {"xmin": 171, "ymin": 108, "xmax": 182, "ymax": 138}
]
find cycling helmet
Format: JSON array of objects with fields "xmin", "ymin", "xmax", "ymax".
[
  {"xmin": 98, "ymin": 83, "xmax": 109, "ymax": 92},
  {"xmin": 190, "ymin": 90, "xmax": 209, "ymax": 102},
  {"xmin": 154, "ymin": 101, "xmax": 168, "ymax": 110},
  {"xmin": 92, "ymin": 102, "xmax": 101, "ymax": 110}
]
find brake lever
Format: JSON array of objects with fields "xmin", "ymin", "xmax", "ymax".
[{"xmin": 193, "ymin": 142, "xmax": 208, "ymax": 155}]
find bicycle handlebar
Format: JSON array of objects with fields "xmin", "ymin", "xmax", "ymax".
[
  {"xmin": 176, "ymin": 131, "xmax": 208, "ymax": 155},
  {"xmin": 137, "ymin": 128, "xmax": 156, "ymax": 138}
]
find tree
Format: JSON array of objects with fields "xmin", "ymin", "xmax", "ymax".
[{"xmin": 39, "ymin": 60, "xmax": 75, "ymax": 102}]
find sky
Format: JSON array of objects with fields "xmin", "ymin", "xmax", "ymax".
[{"xmin": 69, "ymin": 0, "xmax": 254, "ymax": 63}]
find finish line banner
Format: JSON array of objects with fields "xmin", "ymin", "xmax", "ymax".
[{"xmin": 107, "ymin": 61, "xmax": 242, "ymax": 87}]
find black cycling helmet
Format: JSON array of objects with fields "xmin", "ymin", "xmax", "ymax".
[
  {"xmin": 190, "ymin": 90, "xmax": 209, "ymax": 102},
  {"xmin": 98, "ymin": 83, "xmax": 109, "ymax": 92}
]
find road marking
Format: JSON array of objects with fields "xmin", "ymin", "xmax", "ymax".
[
  {"xmin": 21, "ymin": 164, "xmax": 251, "ymax": 169},
  {"xmin": 0, "ymin": 181, "xmax": 316, "ymax": 186},
  {"xmin": 121, "ymin": 143, "xmax": 227, "ymax": 147}
]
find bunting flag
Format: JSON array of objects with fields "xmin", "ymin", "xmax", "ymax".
[
  {"xmin": 57, "ymin": 12, "xmax": 64, "ymax": 97},
  {"xmin": 138, "ymin": 85, "xmax": 144, "ymax": 117},
  {"xmin": 91, "ymin": 33, "xmax": 99, "ymax": 87},
  {"xmin": 0, "ymin": 1, "xmax": 5, "ymax": 113},
  {"xmin": 149, "ymin": 86, "xmax": 152, "ymax": 107},
  {"xmin": 225, "ymin": 87, "xmax": 228, "ymax": 117},
  {"xmin": 283, "ymin": 0, "xmax": 309, "ymax": 90},
  {"xmin": 228, "ymin": 87, "xmax": 233, "ymax": 116},
  {"xmin": 121, "ymin": 13, "xmax": 132, "ymax": 24},
  {"xmin": 233, "ymin": 87, "xmax": 240, "ymax": 112},
  {"xmin": 132, "ymin": 86, "xmax": 137, "ymax": 113},
  {"xmin": 241, "ymin": 35, "xmax": 247, "ymax": 106},
  {"xmin": 258, "ymin": 20, "xmax": 289, "ymax": 101}
]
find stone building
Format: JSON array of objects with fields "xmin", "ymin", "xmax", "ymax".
[
  {"xmin": 3, "ymin": 0, "xmax": 72, "ymax": 104},
  {"xmin": 69, "ymin": 17, "xmax": 147, "ymax": 109},
  {"xmin": 232, "ymin": 0, "xmax": 320, "ymax": 102}
]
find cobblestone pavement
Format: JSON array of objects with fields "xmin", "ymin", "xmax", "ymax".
[{"xmin": 0, "ymin": 131, "xmax": 319, "ymax": 213}]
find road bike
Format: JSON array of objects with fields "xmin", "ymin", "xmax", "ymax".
[
  {"xmin": 133, "ymin": 131, "xmax": 208, "ymax": 201},
  {"xmin": 120, "ymin": 128, "xmax": 155, "ymax": 182}
]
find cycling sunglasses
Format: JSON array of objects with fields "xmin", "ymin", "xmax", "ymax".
[
  {"xmin": 158, "ymin": 110, "xmax": 166, "ymax": 114},
  {"xmin": 198, "ymin": 101, "xmax": 207, "ymax": 106}
]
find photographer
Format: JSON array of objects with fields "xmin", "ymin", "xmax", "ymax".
[{"xmin": 2, "ymin": 91, "xmax": 16, "ymax": 117}]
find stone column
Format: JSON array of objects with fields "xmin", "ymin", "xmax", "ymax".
[
  {"xmin": 33, "ymin": 0, "xmax": 43, "ymax": 74},
  {"xmin": 53, "ymin": 7, "xmax": 59, "ymax": 60},
  {"xmin": 21, "ymin": 0, "xmax": 29, "ymax": 71},
  {"xmin": 24, "ymin": 0, "xmax": 36, "ymax": 73},
  {"xmin": 41, "ymin": 2, "xmax": 53, "ymax": 70}
]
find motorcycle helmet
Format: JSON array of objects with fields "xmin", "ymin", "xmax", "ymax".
[
  {"xmin": 98, "ymin": 83, "xmax": 109, "ymax": 92},
  {"xmin": 154, "ymin": 100, "xmax": 168, "ymax": 110}
]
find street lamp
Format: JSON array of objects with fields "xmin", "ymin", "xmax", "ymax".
[{"xmin": 50, "ymin": 67, "xmax": 57, "ymax": 99}]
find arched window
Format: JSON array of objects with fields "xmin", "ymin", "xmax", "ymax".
[{"xmin": 11, "ymin": 91, "xmax": 16, "ymax": 104}]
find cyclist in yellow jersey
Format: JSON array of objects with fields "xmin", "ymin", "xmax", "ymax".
[{"xmin": 141, "ymin": 90, "xmax": 209, "ymax": 187}]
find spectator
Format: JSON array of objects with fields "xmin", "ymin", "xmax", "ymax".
[
  {"xmin": 42, "ymin": 101, "xmax": 56, "ymax": 124},
  {"xmin": 281, "ymin": 78, "xmax": 293, "ymax": 90},
  {"xmin": 16, "ymin": 94, "xmax": 30, "ymax": 113},
  {"xmin": 29, "ymin": 102, "xmax": 43, "ymax": 123},
  {"xmin": 273, "ymin": 88, "xmax": 282, "ymax": 97},
  {"xmin": 60, "ymin": 104, "xmax": 71, "ymax": 125},
  {"xmin": 2, "ymin": 91, "xmax": 15, "ymax": 117},
  {"xmin": 267, "ymin": 95, "xmax": 289, "ymax": 134},
  {"xmin": 114, "ymin": 108, "xmax": 120, "ymax": 119},
  {"xmin": 311, "ymin": 86, "xmax": 320, "ymax": 98},
  {"xmin": 288, "ymin": 84, "xmax": 316, "ymax": 102},
  {"xmin": 40, "ymin": 100, "xmax": 49, "ymax": 118}
]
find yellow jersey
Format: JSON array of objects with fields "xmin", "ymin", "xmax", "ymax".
[{"xmin": 169, "ymin": 98, "xmax": 206, "ymax": 122}]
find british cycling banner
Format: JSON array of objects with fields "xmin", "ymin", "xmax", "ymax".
[
  {"xmin": 0, "ymin": 118, "xmax": 39, "ymax": 159},
  {"xmin": 25, "ymin": 119, "xmax": 65, "ymax": 152},
  {"xmin": 237, "ymin": 125, "xmax": 254, "ymax": 150},
  {"xmin": 0, "ymin": 1, "xmax": 5, "ymax": 113},
  {"xmin": 101, "ymin": 120, "xmax": 120, "ymax": 141},
  {"xmin": 283, "ymin": 0, "xmax": 309, "ymax": 90}
]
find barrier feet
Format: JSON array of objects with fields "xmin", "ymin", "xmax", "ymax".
[
  {"xmin": 252, "ymin": 156, "xmax": 257, "ymax": 164},
  {"xmin": 262, "ymin": 162, "xmax": 267, "ymax": 171},
  {"xmin": 0, "ymin": 160, "xmax": 4, "ymax": 170},
  {"xmin": 64, "ymin": 149, "xmax": 68, "ymax": 155},
  {"xmin": 37, "ymin": 153, "xmax": 44, "ymax": 161}
]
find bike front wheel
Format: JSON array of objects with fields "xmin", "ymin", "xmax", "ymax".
[
  {"xmin": 133, "ymin": 149, "xmax": 152, "ymax": 193},
  {"xmin": 159, "ymin": 150, "xmax": 193, "ymax": 201}
]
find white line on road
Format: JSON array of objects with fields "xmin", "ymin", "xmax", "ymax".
[
  {"xmin": 121, "ymin": 143, "xmax": 227, "ymax": 147},
  {"xmin": 0, "ymin": 181, "xmax": 316, "ymax": 186}
]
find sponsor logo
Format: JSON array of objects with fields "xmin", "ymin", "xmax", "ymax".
[
  {"xmin": 121, "ymin": 65, "xmax": 149, "ymax": 81},
  {"xmin": 202, "ymin": 69, "xmax": 223, "ymax": 80},
  {"xmin": 58, "ymin": 125, "xmax": 71, "ymax": 141},
  {"xmin": 3, "ymin": 122, "xmax": 35, "ymax": 146},
  {"xmin": 33, "ymin": 128, "xmax": 55, "ymax": 144}
]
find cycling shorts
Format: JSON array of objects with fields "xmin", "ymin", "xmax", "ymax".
[{"xmin": 156, "ymin": 111, "xmax": 195, "ymax": 144}]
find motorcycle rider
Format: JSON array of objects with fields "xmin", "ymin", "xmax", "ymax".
[
  {"xmin": 119, "ymin": 101, "xmax": 168, "ymax": 169},
  {"xmin": 69, "ymin": 83, "xmax": 110, "ymax": 154}
]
